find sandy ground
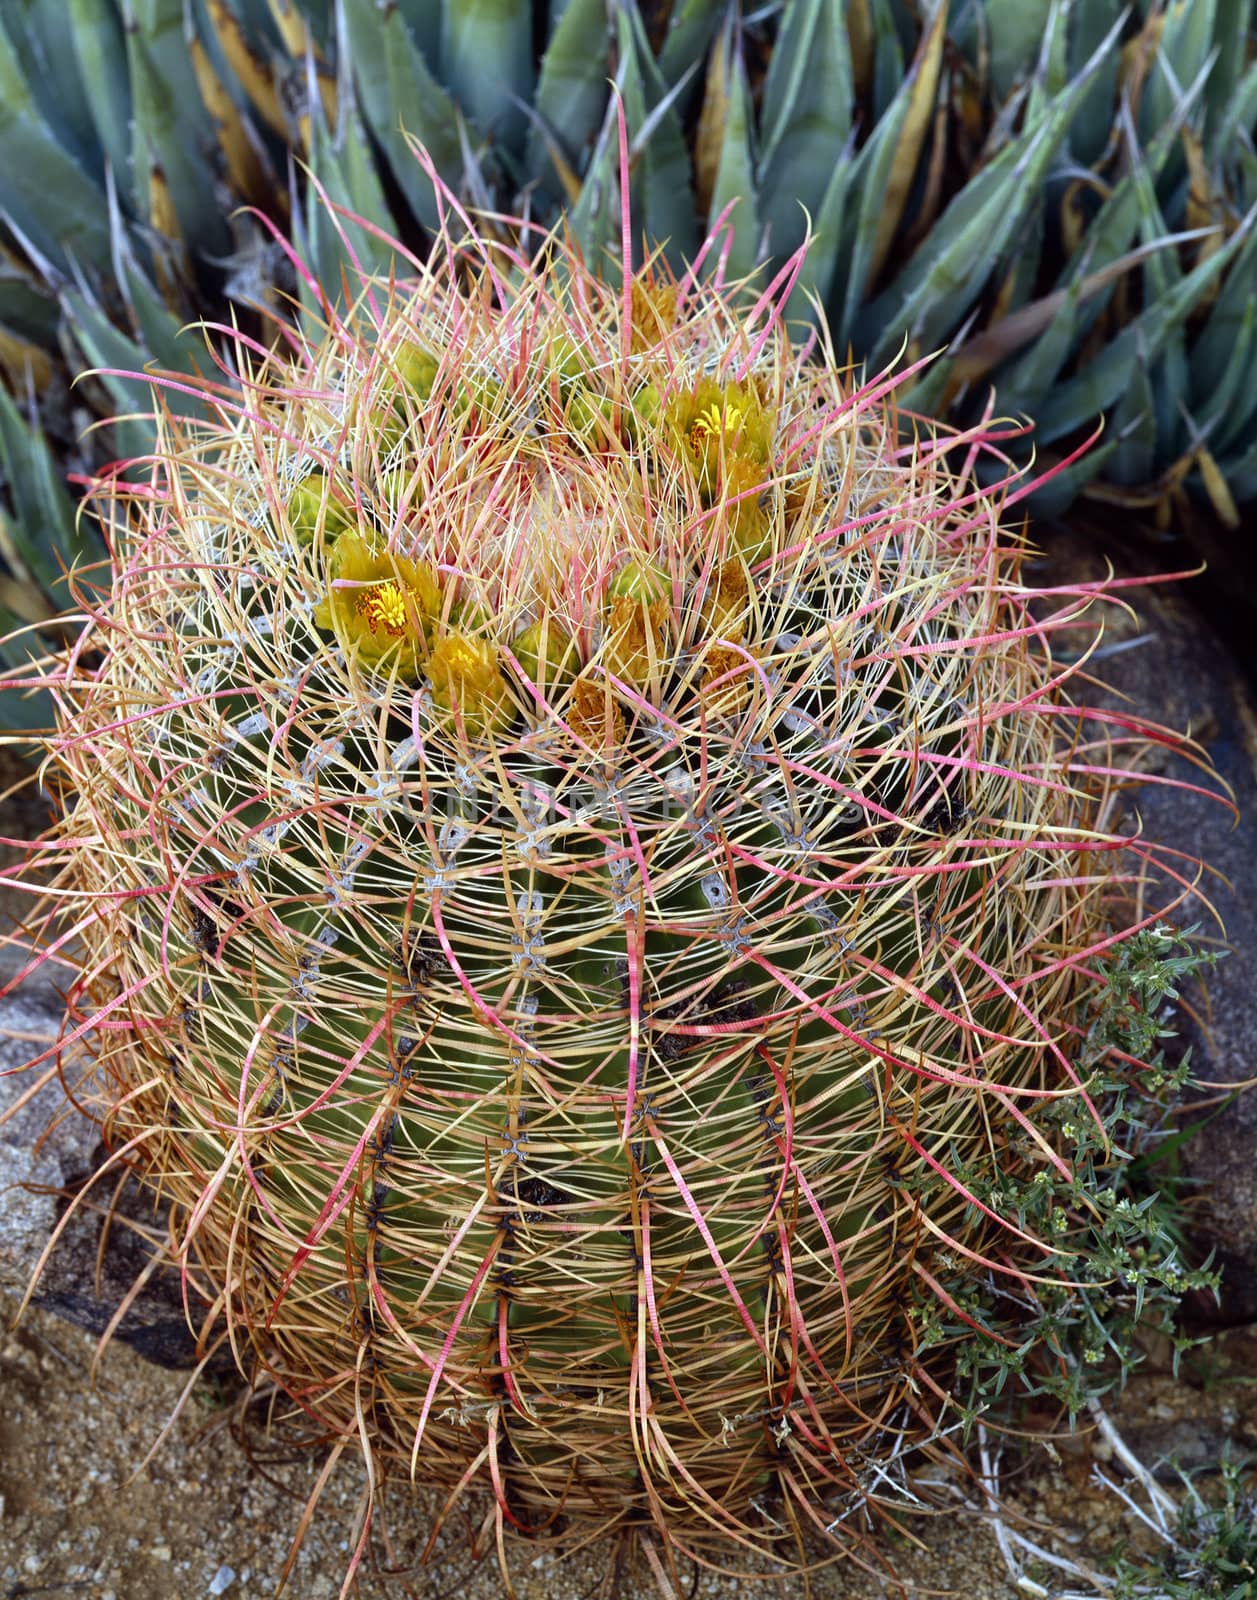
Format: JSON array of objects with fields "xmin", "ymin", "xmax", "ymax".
[{"xmin": 3, "ymin": 1280, "xmax": 1257, "ymax": 1599}]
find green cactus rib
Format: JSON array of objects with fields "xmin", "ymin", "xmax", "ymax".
[{"xmin": 14, "ymin": 180, "xmax": 1216, "ymax": 1581}]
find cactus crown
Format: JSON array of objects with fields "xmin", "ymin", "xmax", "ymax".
[{"xmin": 13, "ymin": 169, "xmax": 1216, "ymax": 1591}]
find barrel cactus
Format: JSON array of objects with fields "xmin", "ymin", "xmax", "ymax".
[{"xmin": 11, "ymin": 169, "xmax": 1211, "ymax": 1589}]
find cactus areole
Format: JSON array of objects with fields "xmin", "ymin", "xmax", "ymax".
[{"xmin": 20, "ymin": 174, "xmax": 1202, "ymax": 1588}]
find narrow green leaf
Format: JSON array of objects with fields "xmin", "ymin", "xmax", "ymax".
[
  {"xmin": 1033, "ymin": 214, "xmax": 1253, "ymax": 445},
  {"xmin": 757, "ymin": 0, "xmax": 852, "ymax": 264},
  {"xmin": 1193, "ymin": 296, "xmax": 1257, "ymax": 446},
  {"xmin": 615, "ymin": 7, "xmax": 697, "ymax": 268},
  {"xmin": 866, "ymin": 17, "xmax": 1155, "ymax": 373},
  {"xmin": 1138, "ymin": 0, "xmax": 1216, "ymax": 149},
  {"xmin": 830, "ymin": 86, "xmax": 912, "ymax": 347},
  {"xmin": 342, "ymin": 0, "xmax": 466, "ymax": 231},
  {"xmin": 302, "ymin": 91, "xmax": 400, "ymax": 301},
  {"xmin": 658, "ymin": 0, "xmax": 726, "ymax": 92},
  {"xmin": 441, "ymin": 0, "xmax": 535, "ymax": 156},
  {"xmin": 1067, "ymin": 0, "xmax": 1123, "ymax": 166},
  {"xmin": 60, "ymin": 286, "xmax": 208, "ymax": 455},
  {"xmin": 1190, "ymin": 219, "xmax": 1257, "ymax": 404},
  {"xmin": 1108, "ymin": 358, "xmax": 1158, "ymax": 486},
  {"xmin": 705, "ymin": 28, "xmax": 759, "ymax": 286},
  {"xmin": 525, "ymin": 0, "xmax": 610, "ymax": 194},
  {"xmin": 785, "ymin": 147, "xmax": 852, "ymax": 325},
  {"xmin": 1207, "ymin": 59, "xmax": 1257, "ymax": 171},
  {"xmin": 127, "ymin": 0, "xmax": 231, "ymax": 256},
  {"xmin": 5, "ymin": 0, "xmax": 100, "ymax": 171},
  {"xmin": 0, "ymin": 17, "xmax": 112, "ymax": 275},
  {"xmin": 0, "ymin": 384, "xmax": 96, "ymax": 604},
  {"xmin": 69, "ymin": 0, "xmax": 134, "ymax": 189},
  {"xmin": 1202, "ymin": 0, "xmax": 1249, "ymax": 144},
  {"xmin": 1024, "ymin": 0, "xmax": 1071, "ymax": 125}
]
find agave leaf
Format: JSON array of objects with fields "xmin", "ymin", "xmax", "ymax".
[
  {"xmin": 1211, "ymin": 322, "xmax": 1257, "ymax": 458},
  {"xmin": 188, "ymin": 12, "xmax": 273, "ymax": 205},
  {"xmin": 787, "ymin": 154, "xmax": 853, "ymax": 325},
  {"xmin": 1193, "ymin": 295, "xmax": 1257, "ymax": 447},
  {"xmin": 869, "ymin": 0, "xmax": 905, "ymax": 114},
  {"xmin": 1190, "ymin": 216, "xmax": 1257, "ymax": 403},
  {"xmin": 0, "ymin": 257, "xmax": 58, "ymax": 343},
  {"xmin": 1033, "ymin": 212, "xmax": 1253, "ymax": 446},
  {"xmin": 0, "ymin": 326, "xmax": 52, "ymax": 393},
  {"xmin": 1202, "ymin": 0, "xmax": 1249, "ymax": 142},
  {"xmin": 1023, "ymin": 0, "xmax": 1070, "ymax": 125},
  {"xmin": 1213, "ymin": 431, "xmax": 1257, "ymax": 505},
  {"xmin": 658, "ymin": 0, "xmax": 727, "ymax": 92},
  {"xmin": 127, "ymin": 0, "xmax": 231, "ymax": 259},
  {"xmin": 957, "ymin": 234, "xmax": 1197, "ymax": 396},
  {"xmin": 205, "ymin": 0, "xmax": 288, "ymax": 137},
  {"xmin": 566, "ymin": 94, "xmax": 619, "ymax": 266},
  {"xmin": 394, "ymin": 0, "xmax": 441, "ymax": 65},
  {"xmin": 118, "ymin": 258, "xmax": 212, "ymax": 380},
  {"xmin": 1207, "ymin": 59, "xmax": 1257, "ymax": 171},
  {"xmin": 830, "ymin": 73, "xmax": 915, "ymax": 347},
  {"xmin": 0, "ymin": 597, "xmax": 57, "ymax": 731},
  {"xmin": 3, "ymin": 0, "xmax": 101, "ymax": 172},
  {"xmin": 865, "ymin": 0, "xmax": 947, "ymax": 290},
  {"xmin": 1137, "ymin": 0, "xmax": 1216, "ymax": 149},
  {"xmin": 441, "ymin": 0, "xmax": 535, "ymax": 156},
  {"xmin": 983, "ymin": 0, "xmax": 1054, "ymax": 102},
  {"xmin": 757, "ymin": 0, "xmax": 852, "ymax": 263},
  {"xmin": 1108, "ymin": 353, "xmax": 1159, "ymax": 486},
  {"xmin": 525, "ymin": 0, "xmax": 610, "ymax": 195},
  {"xmin": 1127, "ymin": 124, "xmax": 1190, "ymax": 455},
  {"xmin": 60, "ymin": 286, "xmax": 208, "ymax": 462},
  {"xmin": 614, "ymin": 7, "xmax": 697, "ymax": 268},
  {"xmin": 0, "ymin": 384, "xmax": 97, "ymax": 604},
  {"xmin": 1016, "ymin": 435, "xmax": 1121, "ymax": 517},
  {"xmin": 341, "ymin": 0, "xmax": 466, "ymax": 231},
  {"xmin": 700, "ymin": 21, "xmax": 759, "ymax": 285},
  {"xmin": 1068, "ymin": 0, "xmax": 1123, "ymax": 165},
  {"xmin": 301, "ymin": 90, "xmax": 400, "ymax": 299},
  {"xmin": 68, "ymin": 0, "xmax": 134, "ymax": 188},
  {"xmin": 0, "ymin": 18, "xmax": 112, "ymax": 276},
  {"xmin": 861, "ymin": 56, "xmax": 1103, "ymax": 371}
]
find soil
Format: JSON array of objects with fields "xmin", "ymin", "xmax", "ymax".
[{"xmin": 3, "ymin": 1280, "xmax": 1256, "ymax": 1600}]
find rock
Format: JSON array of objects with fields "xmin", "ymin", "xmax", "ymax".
[
  {"xmin": 1031, "ymin": 524, "xmax": 1257, "ymax": 1322},
  {"xmin": 0, "ymin": 950, "xmax": 225, "ymax": 1371}
]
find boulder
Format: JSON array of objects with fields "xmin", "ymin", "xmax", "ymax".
[{"xmin": 1031, "ymin": 524, "xmax": 1257, "ymax": 1323}]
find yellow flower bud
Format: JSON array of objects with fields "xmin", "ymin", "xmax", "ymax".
[
  {"xmin": 602, "ymin": 561, "xmax": 670, "ymax": 683},
  {"xmin": 427, "ymin": 632, "xmax": 514, "ymax": 737},
  {"xmin": 286, "ymin": 473, "xmax": 354, "ymax": 547},
  {"xmin": 511, "ymin": 618, "xmax": 578, "ymax": 696}
]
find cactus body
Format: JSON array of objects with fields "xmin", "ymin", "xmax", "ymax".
[{"xmin": 23, "ymin": 198, "xmax": 1202, "ymax": 1581}]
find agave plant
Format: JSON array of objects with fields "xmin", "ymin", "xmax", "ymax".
[{"xmin": 1, "ymin": 157, "xmax": 1220, "ymax": 1591}]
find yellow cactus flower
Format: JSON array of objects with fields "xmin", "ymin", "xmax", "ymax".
[
  {"xmin": 314, "ymin": 532, "xmax": 440, "ymax": 678},
  {"xmin": 720, "ymin": 454, "xmax": 774, "ymax": 561},
  {"xmin": 667, "ymin": 377, "xmax": 775, "ymax": 500},
  {"xmin": 427, "ymin": 632, "xmax": 514, "ymax": 737}
]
